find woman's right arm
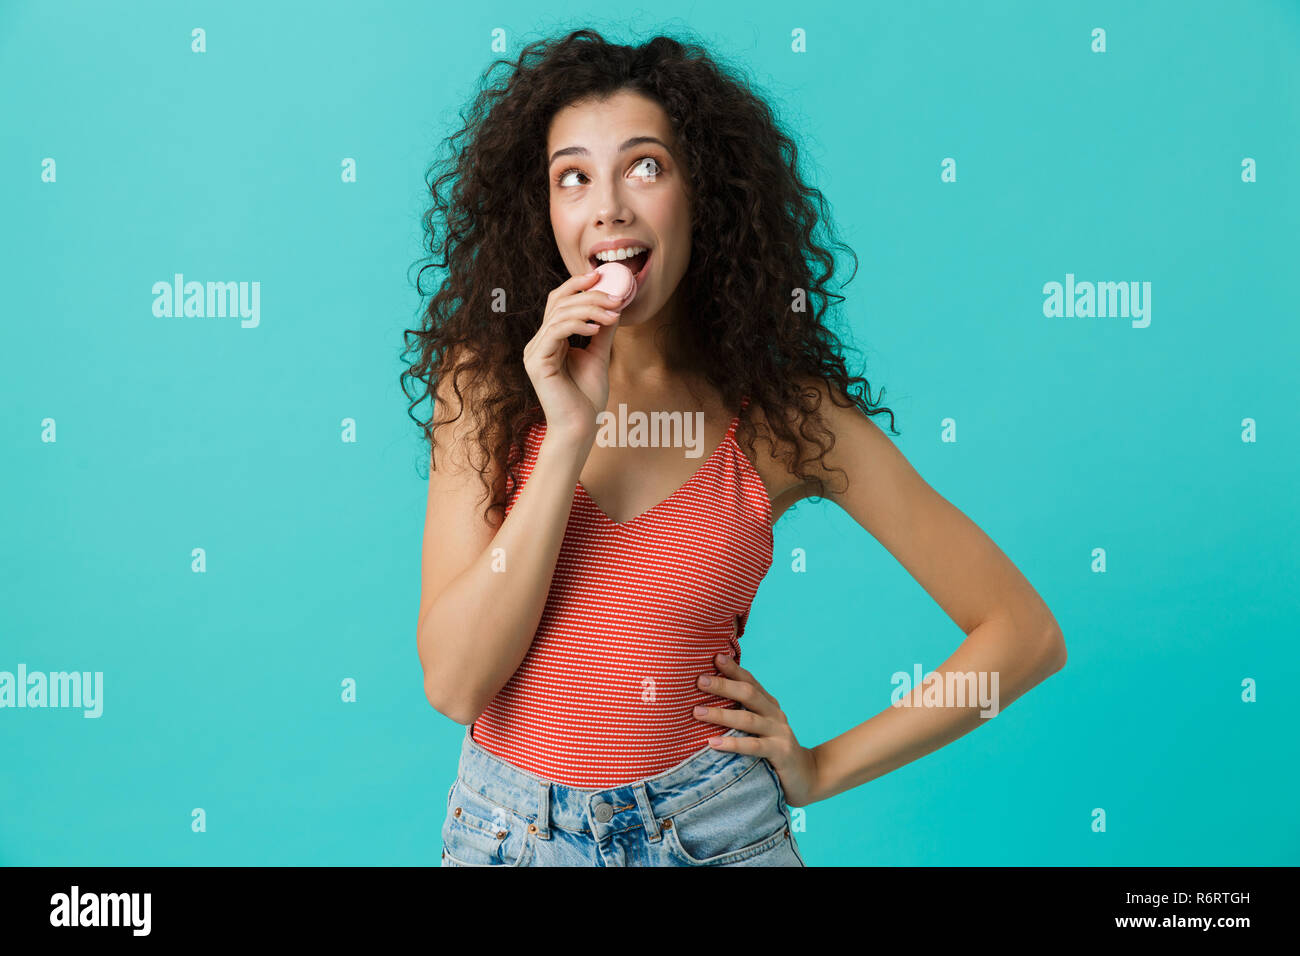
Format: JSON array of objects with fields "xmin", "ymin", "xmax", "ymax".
[
  {"xmin": 417, "ymin": 271, "xmax": 622, "ymax": 724},
  {"xmin": 416, "ymin": 392, "xmax": 594, "ymax": 723}
]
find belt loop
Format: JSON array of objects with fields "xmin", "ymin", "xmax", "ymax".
[
  {"xmin": 632, "ymin": 781, "xmax": 662, "ymax": 844},
  {"xmin": 535, "ymin": 780, "xmax": 551, "ymax": 839}
]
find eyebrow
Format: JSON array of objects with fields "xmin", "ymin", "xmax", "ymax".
[{"xmin": 548, "ymin": 135, "xmax": 671, "ymax": 167}]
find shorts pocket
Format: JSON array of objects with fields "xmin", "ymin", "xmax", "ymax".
[
  {"xmin": 441, "ymin": 778, "xmax": 534, "ymax": 867},
  {"xmin": 760, "ymin": 763, "xmax": 808, "ymax": 866},
  {"xmin": 663, "ymin": 760, "xmax": 790, "ymax": 866}
]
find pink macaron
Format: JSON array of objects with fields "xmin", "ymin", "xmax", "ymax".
[{"xmin": 591, "ymin": 260, "xmax": 638, "ymax": 311}]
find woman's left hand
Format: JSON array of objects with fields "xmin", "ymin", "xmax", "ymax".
[{"xmin": 693, "ymin": 652, "xmax": 821, "ymax": 807}]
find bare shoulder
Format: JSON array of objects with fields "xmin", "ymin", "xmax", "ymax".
[
  {"xmin": 735, "ymin": 375, "xmax": 853, "ymax": 519},
  {"xmin": 430, "ymin": 345, "xmax": 503, "ymax": 478},
  {"xmin": 782, "ymin": 374, "xmax": 882, "ymax": 497}
]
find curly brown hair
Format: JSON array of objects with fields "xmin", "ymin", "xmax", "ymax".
[{"xmin": 400, "ymin": 28, "xmax": 898, "ymax": 526}]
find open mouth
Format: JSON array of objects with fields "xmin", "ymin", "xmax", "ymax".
[{"xmin": 590, "ymin": 248, "xmax": 652, "ymax": 283}]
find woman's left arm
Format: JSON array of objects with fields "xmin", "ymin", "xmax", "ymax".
[{"xmin": 697, "ymin": 378, "xmax": 1066, "ymax": 806}]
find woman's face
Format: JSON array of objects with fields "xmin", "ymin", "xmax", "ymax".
[{"xmin": 546, "ymin": 89, "xmax": 691, "ymax": 327}]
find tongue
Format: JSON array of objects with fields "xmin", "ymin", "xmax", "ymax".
[{"xmin": 592, "ymin": 261, "xmax": 637, "ymax": 310}]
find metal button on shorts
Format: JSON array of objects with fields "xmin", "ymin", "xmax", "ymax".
[{"xmin": 592, "ymin": 801, "xmax": 614, "ymax": 822}]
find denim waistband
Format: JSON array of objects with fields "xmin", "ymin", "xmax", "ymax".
[{"xmin": 454, "ymin": 723, "xmax": 764, "ymax": 843}]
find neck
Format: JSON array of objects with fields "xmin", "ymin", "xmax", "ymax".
[{"xmin": 606, "ymin": 286, "xmax": 692, "ymax": 392}]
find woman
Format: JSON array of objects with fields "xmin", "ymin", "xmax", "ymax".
[{"xmin": 403, "ymin": 29, "xmax": 1066, "ymax": 866}]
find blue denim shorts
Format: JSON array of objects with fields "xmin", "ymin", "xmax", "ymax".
[{"xmin": 440, "ymin": 723, "xmax": 807, "ymax": 867}]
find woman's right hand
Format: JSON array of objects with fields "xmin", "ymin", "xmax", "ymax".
[{"xmin": 523, "ymin": 270, "xmax": 624, "ymax": 443}]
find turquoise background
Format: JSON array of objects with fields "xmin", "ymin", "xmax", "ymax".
[{"xmin": 2, "ymin": 0, "xmax": 1296, "ymax": 866}]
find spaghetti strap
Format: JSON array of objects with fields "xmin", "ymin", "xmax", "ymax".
[{"xmin": 726, "ymin": 395, "xmax": 749, "ymax": 440}]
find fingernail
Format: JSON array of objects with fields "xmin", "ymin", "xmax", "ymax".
[{"xmin": 699, "ymin": 676, "xmax": 711, "ymax": 688}]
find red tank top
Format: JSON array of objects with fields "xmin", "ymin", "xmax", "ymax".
[{"xmin": 469, "ymin": 397, "xmax": 774, "ymax": 787}]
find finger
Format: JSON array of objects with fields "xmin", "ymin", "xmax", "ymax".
[
  {"xmin": 714, "ymin": 652, "xmax": 754, "ymax": 682},
  {"xmin": 699, "ymin": 673, "xmax": 771, "ymax": 715},
  {"xmin": 527, "ymin": 316, "xmax": 603, "ymax": 368},
  {"xmin": 693, "ymin": 703, "xmax": 771, "ymax": 734},
  {"xmin": 558, "ymin": 300, "xmax": 623, "ymax": 324},
  {"xmin": 545, "ymin": 301, "xmax": 621, "ymax": 336},
  {"xmin": 574, "ymin": 288, "xmax": 629, "ymax": 309},
  {"xmin": 548, "ymin": 270, "xmax": 603, "ymax": 303},
  {"xmin": 549, "ymin": 315, "xmax": 616, "ymax": 341},
  {"xmin": 702, "ymin": 671, "xmax": 754, "ymax": 712},
  {"xmin": 702, "ymin": 730, "xmax": 765, "ymax": 753},
  {"xmin": 714, "ymin": 654, "xmax": 778, "ymax": 708},
  {"xmin": 693, "ymin": 705, "xmax": 743, "ymax": 737}
]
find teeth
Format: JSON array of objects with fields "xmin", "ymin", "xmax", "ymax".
[{"xmin": 593, "ymin": 246, "xmax": 648, "ymax": 262}]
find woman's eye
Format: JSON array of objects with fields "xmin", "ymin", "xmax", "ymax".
[
  {"xmin": 632, "ymin": 156, "xmax": 661, "ymax": 180},
  {"xmin": 555, "ymin": 156, "xmax": 661, "ymax": 188}
]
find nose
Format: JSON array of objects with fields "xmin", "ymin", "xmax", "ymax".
[{"xmin": 594, "ymin": 181, "xmax": 630, "ymax": 226}]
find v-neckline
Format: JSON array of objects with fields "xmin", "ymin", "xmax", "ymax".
[{"xmin": 575, "ymin": 411, "xmax": 740, "ymax": 528}]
